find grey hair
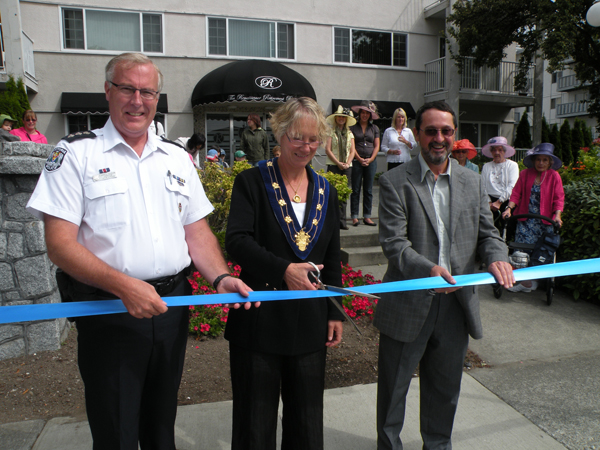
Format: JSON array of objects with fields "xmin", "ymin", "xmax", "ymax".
[
  {"xmin": 269, "ymin": 97, "xmax": 328, "ymax": 145},
  {"xmin": 105, "ymin": 53, "xmax": 163, "ymax": 92}
]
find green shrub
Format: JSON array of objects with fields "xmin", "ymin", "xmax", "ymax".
[
  {"xmin": 557, "ymin": 177, "xmax": 600, "ymax": 303},
  {"xmin": 318, "ymin": 169, "xmax": 351, "ymax": 203},
  {"xmin": 558, "ymin": 148, "xmax": 600, "ymax": 186},
  {"xmin": 0, "ymin": 76, "xmax": 31, "ymax": 127}
]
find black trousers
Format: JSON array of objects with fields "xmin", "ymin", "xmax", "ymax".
[
  {"xmin": 76, "ymin": 279, "xmax": 191, "ymax": 450},
  {"xmin": 489, "ymin": 195, "xmax": 509, "ymax": 232},
  {"xmin": 327, "ymin": 165, "xmax": 352, "ymax": 227},
  {"xmin": 229, "ymin": 343, "xmax": 327, "ymax": 450}
]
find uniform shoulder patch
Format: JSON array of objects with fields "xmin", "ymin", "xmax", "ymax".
[
  {"xmin": 161, "ymin": 136, "xmax": 186, "ymax": 150},
  {"xmin": 45, "ymin": 147, "xmax": 67, "ymax": 172},
  {"xmin": 62, "ymin": 130, "xmax": 97, "ymax": 143}
]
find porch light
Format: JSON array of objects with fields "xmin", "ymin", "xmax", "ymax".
[{"xmin": 586, "ymin": 0, "xmax": 600, "ymax": 27}]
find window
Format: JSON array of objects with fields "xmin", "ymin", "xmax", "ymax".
[
  {"xmin": 207, "ymin": 18, "xmax": 294, "ymax": 59},
  {"xmin": 459, "ymin": 122, "xmax": 499, "ymax": 147},
  {"xmin": 66, "ymin": 114, "xmax": 109, "ymax": 134},
  {"xmin": 62, "ymin": 8, "xmax": 163, "ymax": 53},
  {"xmin": 552, "ymin": 72, "xmax": 557, "ymax": 84},
  {"xmin": 334, "ymin": 27, "xmax": 407, "ymax": 67},
  {"xmin": 551, "ymin": 99, "xmax": 556, "ymax": 110}
]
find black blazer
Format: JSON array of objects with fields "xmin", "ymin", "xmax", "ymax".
[{"xmin": 225, "ymin": 165, "xmax": 343, "ymax": 355}]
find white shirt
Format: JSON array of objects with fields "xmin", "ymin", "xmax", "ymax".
[
  {"xmin": 381, "ymin": 127, "xmax": 417, "ymax": 163},
  {"xmin": 27, "ymin": 118, "xmax": 213, "ymax": 280},
  {"xmin": 419, "ymin": 153, "xmax": 452, "ymax": 273},
  {"xmin": 481, "ymin": 159, "xmax": 519, "ymax": 203}
]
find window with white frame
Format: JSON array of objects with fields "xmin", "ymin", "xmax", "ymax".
[
  {"xmin": 208, "ymin": 18, "xmax": 294, "ymax": 59},
  {"xmin": 334, "ymin": 27, "xmax": 407, "ymax": 67},
  {"xmin": 62, "ymin": 8, "xmax": 163, "ymax": 53},
  {"xmin": 66, "ymin": 114, "xmax": 109, "ymax": 134}
]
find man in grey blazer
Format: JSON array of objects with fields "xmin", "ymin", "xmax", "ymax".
[{"xmin": 374, "ymin": 101, "xmax": 514, "ymax": 450}]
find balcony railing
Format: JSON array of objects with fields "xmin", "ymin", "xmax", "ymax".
[
  {"xmin": 425, "ymin": 57, "xmax": 534, "ymax": 96},
  {"xmin": 556, "ymin": 101, "xmax": 589, "ymax": 117},
  {"xmin": 22, "ymin": 31, "xmax": 35, "ymax": 79},
  {"xmin": 557, "ymin": 74, "xmax": 589, "ymax": 91},
  {"xmin": 0, "ymin": 24, "xmax": 4, "ymax": 72}
]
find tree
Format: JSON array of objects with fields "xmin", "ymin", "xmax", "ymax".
[
  {"xmin": 447, "ymin": 0, "xmax": 600, "ymax": 129},
  {"xmin": 583, "ymin": 121, "xmax": 593, "ymax": 147},
  {"xmin": 560, "ymin": 120, "xmax": 573, "ymax": 166},
  {"xmin": 541, "ymin": 115, "xmax": 551, "ymax": 143},
  {"xmin": 550, "ymin": 123, "xmax": 562, "ymax": 162},
  {"xmin": 0, "ymin": 75, "xmax": 31, "ymax": 128},
  {"xmin": 514, "ymin": 112, "xmax": 532, "ymax": 149},
  {"xmin": 572, "ymin": 118, "xmax": 585, "ymax": 162}
]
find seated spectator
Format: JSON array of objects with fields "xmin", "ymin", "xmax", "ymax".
[
  {"xmin": 206, "ymin": 149, "xmax": 219, "ymax": 163},
  {"xmin": 234, "ymin": 150, "xmax": 247, "ymax": 161},
  {"xmin": 218, "ymin": 149, "xmax": 230, "ymax": 168},
  {"xmin": 10, "ymin": 110, "xmax": 48, "ymax": 144},
  {"xmin": 0, "ymin": 114, "xmax": 21, "ymax": 142}
]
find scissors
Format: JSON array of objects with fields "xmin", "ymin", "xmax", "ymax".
[{"xmin": 307, "ymin": 262, "xmax": 380, "ymax": 336}]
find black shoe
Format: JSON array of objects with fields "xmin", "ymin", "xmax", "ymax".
[
  {"xmin": 352, "ymin": 220, "xmax": 360, "ymax": 227},
  {"xmin": 363, "ymin": 219, "xmax": 377, "ymax": 226},
  {"xmin": 340, "ymin": 223, "xmax": 349, "ymax": 230}
]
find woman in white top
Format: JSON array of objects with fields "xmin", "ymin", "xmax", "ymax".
[
  {"xmin": 480, "ymin": 136, "xmax": 519, "ymax": 228},
  {"xmin": 381, "ymin": 107, "xmax": 416, "ymax": 171}
]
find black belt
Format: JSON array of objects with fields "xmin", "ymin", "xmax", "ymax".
[{"xmin": 145, "ymin": 266, "xmax": 191, "ymax": 296}]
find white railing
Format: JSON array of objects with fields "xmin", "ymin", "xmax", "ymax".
[
  {"xmin": 425, "ymin": 57, "xmax": 534, "ymax": 96},
  {"xmin": 22, "ymin": 31, "xmax": 35, "ymax": 79},
  {"xmin": 425, "ymin": 57, "xmax": 445, "ymax": 93},
  {"xmin": 556, "ymin": 101, "xmax": 589, "ymax": 117}
]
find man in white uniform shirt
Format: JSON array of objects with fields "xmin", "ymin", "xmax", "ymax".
[{"xmin": 27, "ymin": 53, "xmax": 253, "ymax": 450}]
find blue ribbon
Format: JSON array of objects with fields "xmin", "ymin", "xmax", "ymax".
[{"xmin": 1, "ymin": 258, "xmax": 598, "ymax": 325}]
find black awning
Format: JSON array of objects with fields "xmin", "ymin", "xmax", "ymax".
[
  {"xmin": 332, "ymin": 99, "xmax": 416, "ymax": 121},
  {"xmin": 61, "ymin": 93, "xmax": 169, "ymax": 114},
  {"xmin": 192, "ymin": 59, "xmax": 316, "ymax": 106}
]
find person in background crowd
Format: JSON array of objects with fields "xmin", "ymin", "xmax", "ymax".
[
  {"xmin": 375, "ymin": 100, "xmax": 513, "ymax": 450},
  {"xmin": 480, "ymin": 136, "xmax": 519, "ymax": 229},
  {"xmin": 350, "ymin": 101, "xmax": 380, "ymax": 227},
  {"xmin": 272, "ymin": 145, "xmax": 281, "ymax": 158},
  {"xmin": 0, "ymin": 114, "xmax": 21, "ymax": 142},
  {"xmin": 26, "ymin": 52, "xmax": 254, "ymax": 450},
  {"xmin": 225, "ymin": 97, "xmax": 343, "ymax": 450},
  {"xmin": 502, "ymin": 143, "xmax": 564, "ymax": 293},
  {"xmin": 149, "ymin": 117, "xmax": 165, "ymax": 137},
  {"xmin": 451, "ymin": 139, "xmax": 480, "ymax": 173},
  {"xmin": 381, "ymin": 107, "xmax": 416, "ymax": 171},
  {"xmin": 234, "ymin": 150, "xmax": 247, "ymax": 162},
  {"xmin": 206, "ymin": 149, "xmax": 219, "ymax": 163},
  {"xmin": 10, "ymin": 110, "xmax": 48, "ymax": 144},
  {"xmin": 240, "ymin": 113, "xmax": 269, "ymax": 165},
  {"xmin": 325, "ymin": 105, "xmax": 356, "ymax": 230},
  {"xmin": 219, "ymin": 148, "xmax": 230, "ymax": 168},
  {"xmin": 176, "ymin": 133, "xmax": 206, "ymax": 168}
]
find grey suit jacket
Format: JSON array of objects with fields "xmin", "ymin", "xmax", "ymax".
[{"xmin": 374, "ymin": 157, "xmax": 508, "ymax": 342}]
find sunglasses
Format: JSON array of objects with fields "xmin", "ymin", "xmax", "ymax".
[
  {"xmin": 25, "ymin": 118, "xmax": 37, "ymax": 122},
  {"xmin": 452, "ymin": 150, "xmax": 468, "ymax": 154},
  {"xmin": 419, "ymin": 128, "xmax": 455, "ymax": 137}
]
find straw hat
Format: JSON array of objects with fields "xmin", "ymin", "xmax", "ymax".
[
  {"xmin": 523, "ymin": 143, "xmax": 562, "ymax": 170},
  {"xmin": 326, "ymin": 105, "xmax": 357, "ymax": 128},
  {"xmin": 351, "ymin": 100, "xmax": 380, "ymax": 120},
  {"xmin": 452, "ymin": 139, "xmax": 478, "ymax": 160},
  {"xmin": 481, "ymin": 136, "xmax": 515, "ymax": 158}
]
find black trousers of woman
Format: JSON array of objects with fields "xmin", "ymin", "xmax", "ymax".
[{"xmin": 230, "ymin": 343, "xmax": 327, "ymax": 450}]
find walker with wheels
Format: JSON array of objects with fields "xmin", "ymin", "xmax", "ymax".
[{"xmin": 492, "ymin": 213, "xmax": 561, "ymax": 306}]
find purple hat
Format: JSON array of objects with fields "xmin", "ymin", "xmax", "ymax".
[
  {"xmin": 523, "ymin": 143, "xmax": 562, "ymax": 170},
  {"xmin": 351, "ymin": 100, "xmax": 380, "ymax": 121},
  {"xmin": 481, "ymin": 136, "xmax": 515, "ymax": 158}
]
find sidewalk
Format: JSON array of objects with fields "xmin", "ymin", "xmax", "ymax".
[{"xmin": 0, "ymin": 374, "xmax": 567, "ymax": 450}]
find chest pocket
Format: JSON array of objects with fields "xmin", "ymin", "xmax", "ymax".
[
  {"xmin": 83, "ymin": 178, "xmax": 129, "ymax": 230},
  {"xmin": 164, "ymin": 176, "xmax": 191, "ymax": 221}
]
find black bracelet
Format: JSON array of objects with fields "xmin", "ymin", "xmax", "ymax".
[{"xmin": 212, "ymin": 273, "xmax": 232, "ymax": 291}]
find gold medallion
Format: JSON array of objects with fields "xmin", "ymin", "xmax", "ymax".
[
  {"xmin": 278, "ymin": 199, "xmax": 286, "ymax": 206},
  {"xmin": 293, "ymin": 194, "xmax": 301, "ymax": 203},
  {"xmin": 295, "ymin": 230, "xmax": 311, "ymax": 251}
]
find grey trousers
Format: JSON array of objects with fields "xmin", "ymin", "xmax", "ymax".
[{"xmin": 376, "ymin": 293, "xmax": 469, "ymax": 450}]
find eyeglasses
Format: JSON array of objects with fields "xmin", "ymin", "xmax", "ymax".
[
  {"xmin": 286, "ymin": 132, "xmax": 321, "ymax": 150},
  {"xmin": 24, "ymin": 118, "xmax": 37, "ymax": 122},
  {"xmin": 109, "ymin": 81, "xmax": 159, "ymax": 100},
  {"xmin": 418, "ymin": 128, "xmax": 455, "ymax": 137},
  {"xmin": 452, "ymin": 150, "xmax": 467, "ymax": 154}
]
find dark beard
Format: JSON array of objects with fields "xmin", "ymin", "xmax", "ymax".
[{"xmin": 421, "ymin": 145, "xmax": 449, "ymax": 166}]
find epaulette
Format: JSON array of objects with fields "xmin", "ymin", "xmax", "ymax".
[
  {"xmin": 63, "ymin": 130, "xmax": 97, "ymax": 143},
  {"xmin": 161, "ymin": 136, "xmax": 186, "ymax": 150}
]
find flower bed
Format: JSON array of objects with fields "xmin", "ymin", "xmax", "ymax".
[{"xmin": 188, "ymin": 262, "xmax": 381, "ymax": 337}]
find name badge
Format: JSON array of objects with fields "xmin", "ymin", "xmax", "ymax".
[{"xmin": 92, "ymin": 172, "xmax": 117, "ymax": 182}]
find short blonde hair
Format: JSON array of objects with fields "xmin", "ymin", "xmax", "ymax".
[
  {"xmin": 105, "ymin": 52, "xmax": 163, "ymax": 92},
  {"xmin": 269, "ymin": 97, "xmax": 328, "ymax": 145},
  {"xmin": 392, "ymin": 108, "xmax": 408, "ymax": 130}
]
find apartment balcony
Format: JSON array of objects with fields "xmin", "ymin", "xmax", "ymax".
[
  {"xmin": 556, "ymin": 101, "xmax": 589, "ymax": 118},
  {"xmin": 0, "ymin": 12, "xmax": 38, "ymax": 93},
  {"xmin": 557, "ymin": 74, "xmax": 589, "ymax": 92},
  {"xmin": 425, "ymin": 57, "xmax": 535, "ymax": 108}
]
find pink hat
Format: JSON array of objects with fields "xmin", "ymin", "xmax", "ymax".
[
  {"xmin": 481, "ymin": 136, "xmax": 515, "ymax": 158},
  {"xmin": 452, "ymin": 139, "xmax": 478, "ymax": 160}
]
